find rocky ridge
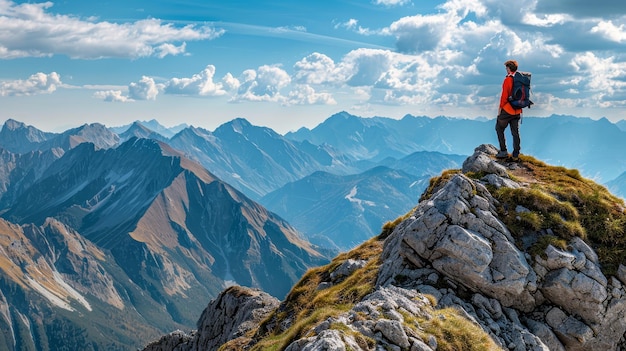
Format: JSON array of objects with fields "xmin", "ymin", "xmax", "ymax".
[{"xmin": 144, "ymin": 144, "xmax": 626, "ymax": 351}]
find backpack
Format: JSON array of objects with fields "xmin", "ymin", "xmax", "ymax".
[{"xmin": 508, "ymin": 71, "xmax": 533, "ymax": 109}]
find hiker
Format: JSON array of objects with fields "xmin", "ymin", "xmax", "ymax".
[{"xmin": 496, "ymin": 60, "xmax": 522, "ymax": 159}]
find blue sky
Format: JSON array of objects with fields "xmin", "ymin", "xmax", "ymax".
[{"xmin": 1, "ymin": 0, "xmax": 625, "ymax": 133}]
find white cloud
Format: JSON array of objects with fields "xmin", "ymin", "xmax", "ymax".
[
  {"xmin": 165, "ymin": 65, "xmax": 229, "ymax": 96},
  {"xmin": 233, "ymin": 65, "xmax": 291, "ymax": 102},
  {"xmin": 341, "ymin": 49, "xmax": 395, "ymax": 87},
  {"xmin": 335, "ymin": 19, "xmax": 385, "ymax": 36},
  {"xmin": 522, "ymin": 13, "xmax": 571, "ymax": 27},
  {"xmin": 0, "ymin": 1, "xmax": 223, "ymax": 59},
  {"xmin": 335, "ymin": 19, "xmax": 359, "ymax": 30},
  {"xmin": 155, "ymin": 42, "xmax": 188, "ymax": 59},
  {"xmin": 387, "ymin": 0, "xmax": 491, "ymax": 54},
  {"xmin": 128, "ymin": 76, "xmax": 160, "ymax": 101},
  {"xmin": 293, "ymin": 53, "xmax": 341, "ymax": 85},
  {"xmin": 221, "ymin": 73, "xmax": 241, "ymax": 91},
  {"xmin": 93, "ymin": 90, "xmax": 133, "ymax": 102},
  {"xmin": 0, "ymin": 72, "xmax": 61, "ymax": 96},
  {"xmin": 570, "ymin": 52, "xmax": 626, "ymax": 96},
  {"xmin": 287, "ymin": 85, "xmax": 336, "ymax": 105},
  {"xmin": 388, "ymin": 14, "xmax": 453, "ymax": 53},
  {"xmin": 591, "ymin": 20, "xmax": 626, "ymax": 43}
]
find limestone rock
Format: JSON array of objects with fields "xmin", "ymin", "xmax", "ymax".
[
  {"xmin": 142, "ymin": 285, "xmax": 279, "ymax": 351},
  {"xmin": 376, "ymin": 144, "xmax": 626, "ymax": 351}
]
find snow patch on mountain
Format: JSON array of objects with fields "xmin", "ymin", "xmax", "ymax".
[
  {"xmin": 345, "ymin": 186, "xmax": 375, "ymax": 211},
  {"xmin": 25, "ymin": 270, "xmax": 92, "ymax": 312},
  {"xmin": 53, "ymin": 271, "xmax": 92, "ymax": 311},
  {"xmin": 26, "ymin": 276, "xmax": 74, "ymax": 311}
]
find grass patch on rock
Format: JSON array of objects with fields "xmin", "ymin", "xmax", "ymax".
[
  {"xmin": 247, "ymin": 237, "xmax": 383, "ymax": 351},
  {"xmin": 491, "ymin": 155, "xmax": 626, "ymax": 275}
]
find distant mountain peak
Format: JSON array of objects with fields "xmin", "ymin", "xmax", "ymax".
[
  {"xmin": 222, "ymin": 117, "xmax": 253, "ymax": 133},
  {"xmin": 3, "ymin": 118, "xmax": 27, "ymax": 131},
  {"xmin": 0, "ymin": 119, "xmax": 56, "ymax": 153}
]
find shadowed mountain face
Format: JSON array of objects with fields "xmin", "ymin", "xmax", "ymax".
[
  {"xmin": 261, "ymin": 166, "xmax": 429, "ymax": 250},
  {"xmin": 258, "ymin": 151, "xmax": 466, "ymax": 250},
  {"xmin": 0, "ymin": 137, "xmax": 327, "ymax": 350},
  {"xmin": 167, "ymin": 118, "xmax": 349, "ymax": 200}
]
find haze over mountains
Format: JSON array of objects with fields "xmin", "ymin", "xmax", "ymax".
[{"xmin": 0, "ymin": 112, "xmax": 625, "ymax": 349}]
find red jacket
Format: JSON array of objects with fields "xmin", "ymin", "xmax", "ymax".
[{"xmin": 500, "ymin": 74, "xmax": 522, "ymax": 115}]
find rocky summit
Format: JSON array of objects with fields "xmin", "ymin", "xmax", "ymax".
[{"xmin": 145, "ymin": 144, "xmax": 626, "ymax": 351}]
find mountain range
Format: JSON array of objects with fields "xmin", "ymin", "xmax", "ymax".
[
  {"xmin": 1, "ymin": 111, "xmax": 626, "ymax": 349},
  {"xmin": 260, "ymin": 150, "xmax": 465, "ymax": 250},
  {"xmin": 286, "ymin": 112, "xmax": 626, "ymax": 183},
  {"xmin": 0, "ymin": 130, "xmax": 326, "ymax": 349}
]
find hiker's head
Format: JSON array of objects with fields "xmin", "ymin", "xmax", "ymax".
[{"xmin": 504, "ymin": 60, "xmax": 518, "ymax": 73}]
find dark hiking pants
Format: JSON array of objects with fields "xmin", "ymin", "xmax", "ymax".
[{"xmin": 495, "ymin": 111, "xmax": 521, "ymax": 156}]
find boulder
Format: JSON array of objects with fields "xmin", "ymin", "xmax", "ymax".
[{"xmin": 142, "ymin": 285, "xmax": 279, "ymax": 351}]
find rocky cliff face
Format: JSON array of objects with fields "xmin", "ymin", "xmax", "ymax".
[
  {"xmin": 143, "ymin": 286, "xmax": 279, "ymax": 351},
  {"xmin": 147, "ymin": 144, "xmax": 626, "ymax": 351},
  {"xmin": 376, "ymin": 144, "xmax": 626, "ymax": 350}
]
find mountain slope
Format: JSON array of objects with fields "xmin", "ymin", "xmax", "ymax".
[
  {"xmin": 0, "ymin": 137, "xmax": 327, "ymax": 349},
  {"xmin": 0, "ymin": 119, "xmax": 56, "ymax": 154},
  {"xmin": 119, "ymin": 121, "xmax": 169, "ymax": 143},
  {"xmin": 607, "ymin": 171, "xmax": 626, "ymax": 200},
  {"xmin": 110, "ymin": 119, "xmax": 188, "ymax": 138},
  {"xmin": 0, "ymin": 217, "xmax": 174, "ymax": 350},
  {"xmin": 168, "ymin": 118, "xmax": 347, "ymax": 200},
  {"xmin": 260, "ymin": 166, "xmax": 428, "ymax": 250},
  {"xmin": 146, "ymin": 144, "xmax": 626, "ymax": 351},
  {"xmin": 0, "ymin": 147, "xmax": 64, "ymax": 207}
]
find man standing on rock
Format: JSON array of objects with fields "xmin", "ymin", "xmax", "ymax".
[{"xmin": 495, "ymin": 60, "xmax": 523, "ymax": 160}]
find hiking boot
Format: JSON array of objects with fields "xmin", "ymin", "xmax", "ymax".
[{"xmin": 496, "ymin": 150, "xmax": 509, "ymax": 159}]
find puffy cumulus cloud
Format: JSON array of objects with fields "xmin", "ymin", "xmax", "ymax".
[
  {"xmin": 0, "ymin": 1, "xmax": 223, "ymax": 59},
  {"xmin": 0, "ymin": 72, "xmax": 61, "ymax": 96},
  {"xmin": 388, "ymin": 15, "xmax": 448, "ymax": 52},
  {"xmin": 591, "ymin": 21, "xmax": 626, "ymax": 43},
  {"xmin": 293, "ymin": 52, "xmax": 342, "ymax": 85},
  {"xmin": 128, "ymin": 76, "xmax": 161, "ymax": 101},
  {"xmin": 387, "ymin": 0, "xmax": 490, "ymax": 54},
  {"xmin": 221, "ymin": 73, "xmax": 241, "ymax": 91},
  {"xmin": 93, "ymin": 90, "xmax": 133, "ymax": 102},
  {"xmin": 233, "ymin": 65, "xmax": 291, "ymax": 102},
  {"xmin": 570, "ymin": 52, "xmax": 626, "ymax": 96},
  {"xmin": 287, "ymin": 85, "xmax": 336, "ymax": 105},
  {"xmin": 340, "ymin": 49, "xmax": 398, "ymax": 87},
  {"xmin": 339, "ymin": 49, "xmax": 448, "ymax": 105},
  {"xmin": 165, "ymin": 65, "xmax": 230, "ymax": 96}
]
